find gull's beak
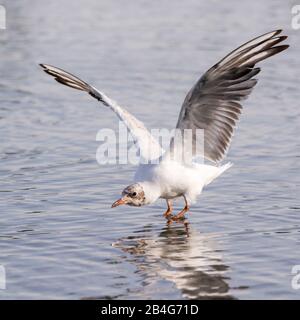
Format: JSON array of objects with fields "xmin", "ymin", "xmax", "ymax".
[{"xmin": 111, "ymin": 197, "xmax": 126, "ymax": 208}]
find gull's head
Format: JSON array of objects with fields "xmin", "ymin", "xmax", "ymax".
[{"xmin": 111, "ymin": 183, "xmax": 146, "ymax": 208}]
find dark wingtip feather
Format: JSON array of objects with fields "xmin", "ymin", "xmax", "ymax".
[
  {"xmin": 271, "ymin": 29, "xmax": 282, "ymax": 37},
  {"xmin": 278, "ymin": 35, "xmax": 288, "ymax": 41},
  {"xmin": 276, "ymin": 44, "xmax": 289, "ymax": 51},
  {"xmin": 40, "ymin": 63, "xmax": 50, "ymax": 71},
  {"xmin": 266, "ymin": 44, "xmax": 290, "ymax": 57},
  {"xmin": 39, "ymin": 63, "xmax": 91, "ymax": 92},
  {"xmin": 39, "ymin": 63, "xmax": 48, "ymax": 73}
]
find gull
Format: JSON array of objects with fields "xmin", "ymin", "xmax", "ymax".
[{"xmin": 40, "ymin": 30, "xmax": 288, "ymax": 222}]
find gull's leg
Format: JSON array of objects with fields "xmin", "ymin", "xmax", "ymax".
[
  {"xmin": 163, "ymin": 199, "xmax": 173, "ymax": 218},
  {"xmin": 173, "ymin": 195, "xmax": 190, "ymax": 220}
]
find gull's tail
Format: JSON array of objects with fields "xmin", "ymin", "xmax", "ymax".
[{"xmin": 204, "ymin": 162, "xmax": 233, "ymax": 186}]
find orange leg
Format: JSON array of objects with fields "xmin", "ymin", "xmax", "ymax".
[
  {"xmin": 173, "ymin": 195, "xmax": 190, "ymax": 220},
  {"xmin": 163, "ymin": 199, "xmax": 173, "ymax": 218}
]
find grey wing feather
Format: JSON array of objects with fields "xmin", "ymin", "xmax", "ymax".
[{"xmin": 176, "ymin": 29, "xmax": 289, "ymax": 163}]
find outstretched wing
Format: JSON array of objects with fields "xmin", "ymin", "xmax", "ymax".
[
  {"xmin": 40, "ymin": 64, "xmax": 163, "ymax": 161},
  {"xmin": 174, "ymin": 30, "xmax": 289, "ymax": 163}
]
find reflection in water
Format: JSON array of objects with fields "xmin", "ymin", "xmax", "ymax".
[{"xmin": 113, "ymin": 222, "xmax": 234, "ymax": 299}]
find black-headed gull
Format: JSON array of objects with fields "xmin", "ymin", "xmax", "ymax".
[{"xmin": 40, "ymin": 30, "xmax": 288, "ymax": 222}]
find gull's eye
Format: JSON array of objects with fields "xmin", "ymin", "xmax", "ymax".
[{"xmin": 131, "ymin": 192, "xmax": 137, "ymax": 197}]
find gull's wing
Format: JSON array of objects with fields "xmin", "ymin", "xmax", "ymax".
[
  {"xmin": 173, "ymin": 30, "xmax": 289, "ymax": 163},
  {"xmin": 40, "ymin": 64, "xmax": 163, "ymax": 161}
]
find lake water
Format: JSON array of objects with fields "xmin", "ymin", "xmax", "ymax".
[{"xmin": 0, "ymin": 0, "xmax": 299, "ymax": 299}]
